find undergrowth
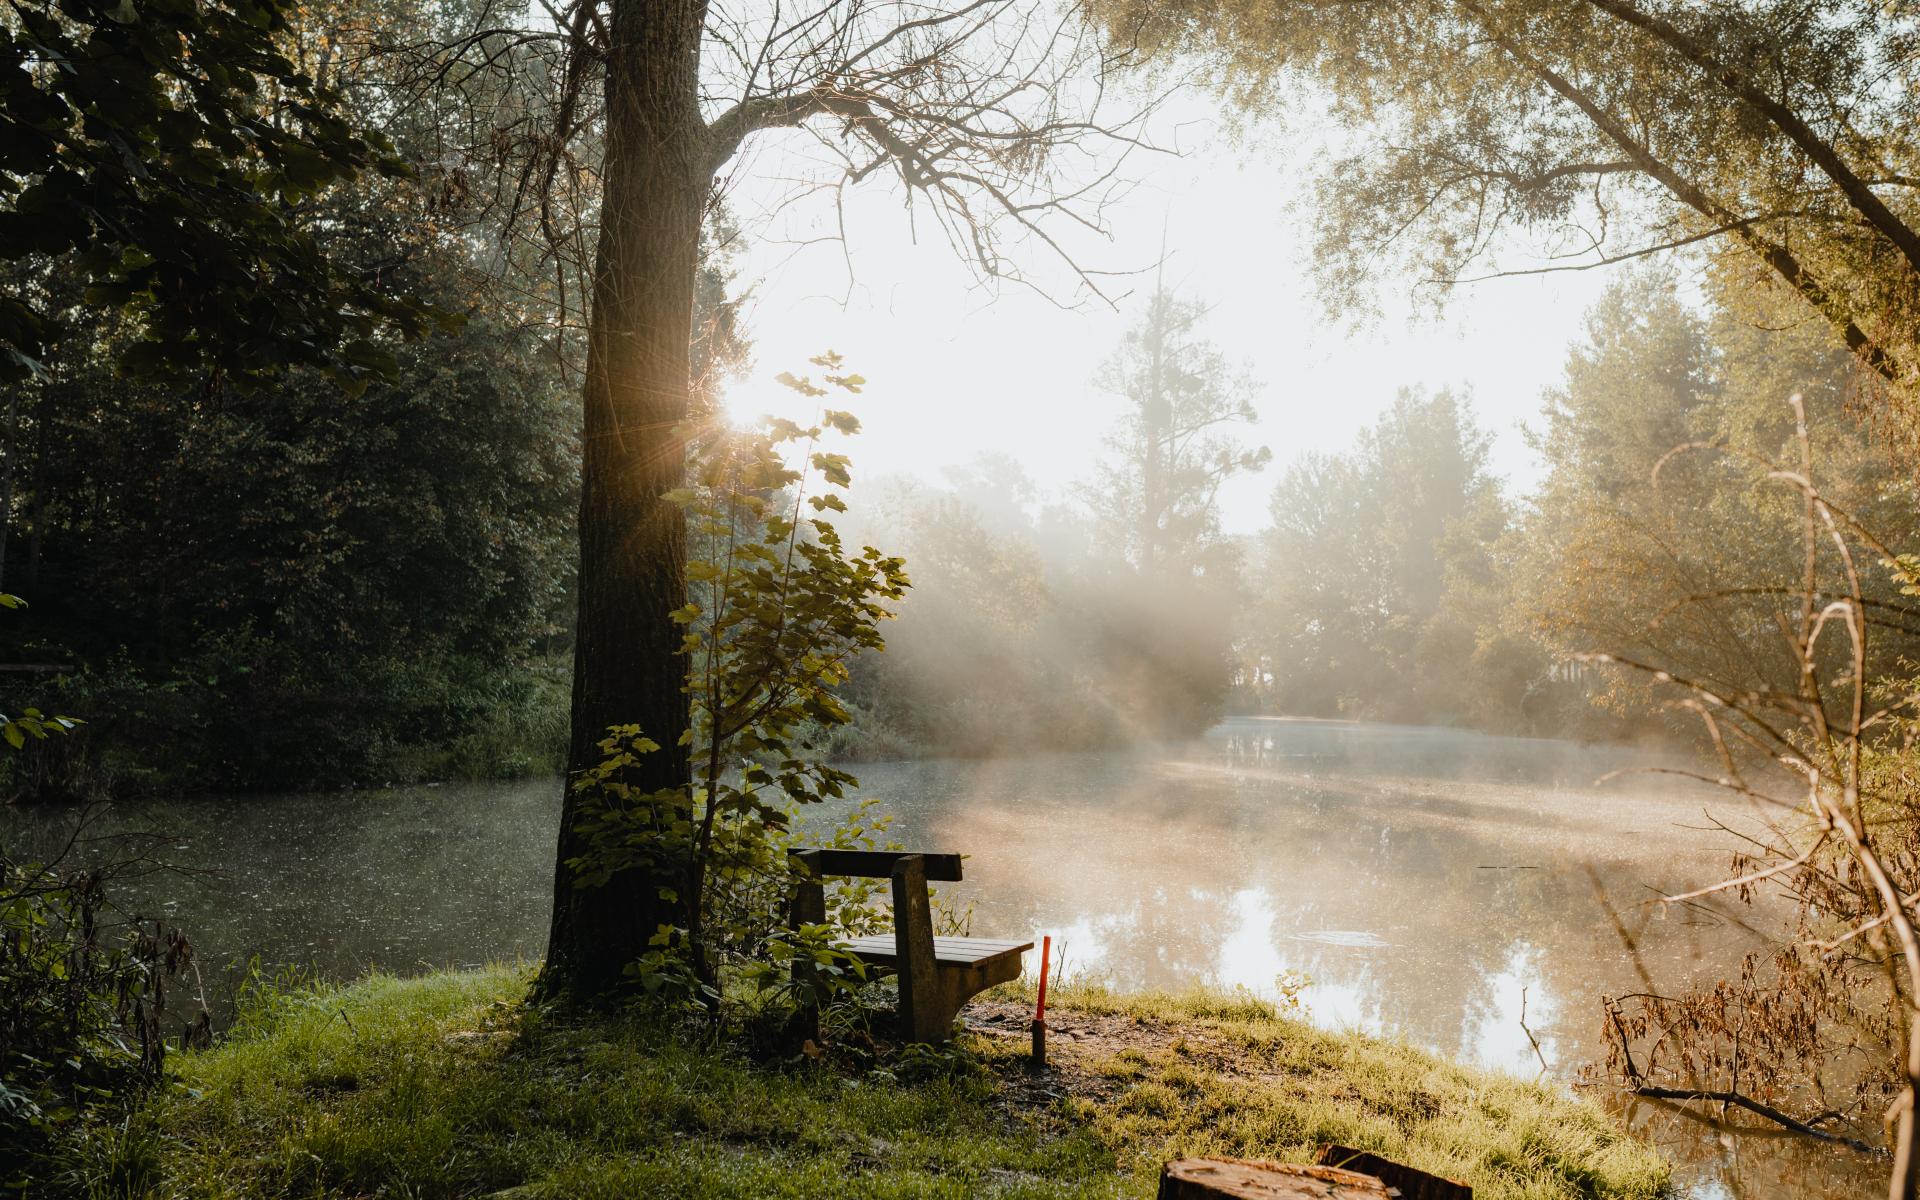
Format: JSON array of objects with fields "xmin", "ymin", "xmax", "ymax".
[{"xmin": 52, "ymin": 966, "xmax": 1670, "ymax": 1200}]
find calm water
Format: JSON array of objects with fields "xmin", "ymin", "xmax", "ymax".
[{"xmin": 6, "ymin": 719, "xmax": 1879, "ymax": 1198}]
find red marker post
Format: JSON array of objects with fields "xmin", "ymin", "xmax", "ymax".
[{"xmin": 1030, "ymin": 935, "xmax": 1051, "ymax": 1070}]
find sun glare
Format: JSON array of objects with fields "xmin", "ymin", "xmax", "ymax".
[{"xmin": 714, "ymin": 375, "xmax": 814, "ymax": 433}]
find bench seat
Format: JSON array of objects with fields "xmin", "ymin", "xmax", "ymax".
[{"xmin": 840, "ymin": 935, "xmax": 1032, "ymax": 972}]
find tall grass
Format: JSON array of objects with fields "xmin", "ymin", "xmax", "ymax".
[{"xmin": 55, "ymin": 966, "xmax": 1668, "ymax": 1200}]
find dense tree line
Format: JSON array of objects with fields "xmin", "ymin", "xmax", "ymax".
[
  {"xmin": 5, "ymin": 292, "xmax": 579, "ymax": 792},
  {"xmin": 14, "ymin": 0, "xmax": 1918, "ymax": 782},
  {"xmin": 1232, "ymin": 268, "xmax": 1920, "ymax": 739},
  {"xmin": 1243, "ymin": 388, "xmax": 1538, "ymax": 730},
  {"xmin": 1516, "ymin": 271, "xmax": 1920, "ymax": 718},
  {"xmin": 847, "ymin": 267, "xmax": 1920, "ymax": 753},
  {"xmin": 0, "ymin": 0, "xmax": 591, "ymax": 794}
]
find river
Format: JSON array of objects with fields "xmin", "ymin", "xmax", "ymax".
[{"xmin": 6, "ymin": 718, "xmax": 1880, "ymax": 1198}]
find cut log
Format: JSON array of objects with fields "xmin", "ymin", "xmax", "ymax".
[
  {"xmin": 1314, "ymin": 1146, "xmax": 1472, "ymax": 1200},
  {"xmin": 1157, "ymin": 1157, "xmax": 1393, "ymax": 1199}
]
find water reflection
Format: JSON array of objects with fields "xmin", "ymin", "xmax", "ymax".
[
  {"xmin": 826, "ymin": 719, "xmax": 1878, "ymax": 1198},
  {"xmin": 2, "ymin": 717, "xmax": 1880, "ymax": 1198},
  {"xmin": 833, "ymin": 721, "xmax": 1750, "ymax": 1075}
]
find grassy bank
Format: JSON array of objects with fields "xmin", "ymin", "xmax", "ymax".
[{"xmin": 61, "ymin": 966, "xmax": 1668, "ymax": 1200}]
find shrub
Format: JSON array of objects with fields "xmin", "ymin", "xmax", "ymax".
[{"xmin": 0, "ymin": 828, "xmax": 203, "ymax": 1189}]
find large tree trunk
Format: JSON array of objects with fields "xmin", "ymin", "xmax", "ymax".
[
  {"xmin": 0, "ymin": 389, "xmax": 18, "ymax": 592},
  {"xmin": 537, "ymin": 0, "xmax": 708, "ymax": 1004},
  {"xmin": 24, "ymin": 386, "xmax": 46, "ymax": 595}
]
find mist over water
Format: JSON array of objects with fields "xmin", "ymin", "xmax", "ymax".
[
  {"xmin": 831, "ymin": 721, "xmax": 1752, "ymax": 1074},
  {"xmin": 9, "ymin": 719, "xmax": 1872, "ymax": 1198}
]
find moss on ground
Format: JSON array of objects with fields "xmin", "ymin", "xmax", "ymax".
[{"xmin": 63, "ymin": 966, "xmax": 1669, "ymax": 1200}]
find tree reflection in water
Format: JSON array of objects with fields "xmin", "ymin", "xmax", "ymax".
[{"xmin": 839, "ymin": 719, "xmax": 1879, "ymax": 1200}]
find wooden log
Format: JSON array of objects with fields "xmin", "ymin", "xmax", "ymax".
[
  {"xmin": 1314, "ymin": 1146, "xmax": 1472, "ymax": 1200},
  {"xmin": 1157, "ymin": 1158, "xmax": 1393, "ymax": 1199}
]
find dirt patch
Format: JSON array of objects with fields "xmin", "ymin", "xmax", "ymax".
[{"xmin": 962, "ymin": 998, "xmax": 1267, "ymax": 1109}]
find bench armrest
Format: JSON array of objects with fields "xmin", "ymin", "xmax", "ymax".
[{"xmin": 788, "ymin": 848, "xmax": 964, "ymax": 882}]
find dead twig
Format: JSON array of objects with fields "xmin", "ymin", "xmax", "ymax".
[{"xmin": 1627, "ymin": 1085, "xmax": 1888, "ymax": 1158}]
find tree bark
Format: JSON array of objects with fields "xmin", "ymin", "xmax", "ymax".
[
  {"xmin": 537, "ymin": 0, "xmax": 709, "ymax": 1004},
  {"xmin": 0, "ymin": 388, "xmax": 18, "ymax": 593},
  {"xmin": 24, "ymin": 386, "xmax": 46, "ymax": 595}
]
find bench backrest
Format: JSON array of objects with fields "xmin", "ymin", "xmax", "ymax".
[
  {"xmin": 786, "ymin": 849, "xmax": 972, "ymax": 1044},
  {"xmin": 789, "ymin": 848, "xmax": 963, "ymax": 882}
]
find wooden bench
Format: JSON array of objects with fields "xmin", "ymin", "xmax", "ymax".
[{"xmin": 788, "ymin": 847, "xmax": 1032, "ymax": 1043}]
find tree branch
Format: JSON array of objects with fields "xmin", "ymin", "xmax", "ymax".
[
  {"xmin": 1585, "ymin": 0, "xmax": 1920, "ymax": 283},
  {"xmin": 705, "ymin": 87, "xmax": 838, "ymax": 174},
  {"xmin": 1459, "ymin": 0, "xmax": 1903, "ymax": 387},
  {"xmin": 1629, "ymin": 1086, "xmax": 1888, "ymax": 1157}
]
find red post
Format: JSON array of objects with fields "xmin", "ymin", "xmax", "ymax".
[
  {"xmin": 1030, "ymin": 935, "xmax": 1051, "ymax": 1070},
  {"xmin": 1035, "ymin": 934, "xmax": 1052, "ymax": 1019}
]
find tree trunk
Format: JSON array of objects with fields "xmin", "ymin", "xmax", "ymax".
[
  {"xmin": 24, "ymin": 386, "xmax": 46, "ymax": 595},
  {"xmin": 0, "ymin": 387, "xmax": 18, "ymax": 593},
  {"xmin": 536, "ymin": 0, "xmax": 709, "ymax": 1004}
]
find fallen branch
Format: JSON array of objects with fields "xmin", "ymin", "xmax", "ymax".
[
  {"xmin": 1519, "ymin": 986, "xmax": 1549, "ymax": 1074},
  {"xmin": 1629, "ymin": 1085, "xmax": 1888, "ymax": 1157}
]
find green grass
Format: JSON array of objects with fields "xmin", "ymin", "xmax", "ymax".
[
  {"xmin": 1023, "ymin": 981, "xmax": 1667, "ymax": 1200},
  {"xmin": 61, "ymin": 967, "xmax": 1669, "ymax": 1200}
]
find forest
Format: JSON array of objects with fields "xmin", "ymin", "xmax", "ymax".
[
  {"xmin": 12, "ymin": 260, "xmax": 1910, "ymax": 788},
  {"xmin": 11, "ymin": 1, "xmax": 1920, "ymax": 1199}
]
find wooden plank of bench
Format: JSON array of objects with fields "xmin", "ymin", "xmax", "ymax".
[
  {"xmin": 842, "ymin": 935, "xmax": 1031, "ymax": 968},
  {"xmin": 792, "ymin": 848, "xmax": 965, "ymax": 881},
  {"xmin": 931, "ymin": 941, "xmax": 1032, "ymax": 964}
]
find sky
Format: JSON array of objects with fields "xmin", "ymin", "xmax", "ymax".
[{"xmin": 716, "ymin": 85, "xmax": 1634, "ymax": 536}]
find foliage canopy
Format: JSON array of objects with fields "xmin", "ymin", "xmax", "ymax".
[
  {"xmin": 1, "ymin": 0, "xmax": 440, "ymax": 388},
  {"xmin": 1092, "ymin": 0, "xmax": 1920, "ymax": 436}
]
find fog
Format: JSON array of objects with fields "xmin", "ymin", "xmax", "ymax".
[{"xmin": 16, "ymin": 5, "xmax": 1920, "ymax": 1197}]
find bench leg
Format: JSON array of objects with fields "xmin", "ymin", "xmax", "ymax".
[
  {"xmin": 788, "ymin": 873, "xmax": 826, "ymax": 1044},
  {"xmin": 891, "ymin": 856, "xmax": 947, "ymax": 1043},
  {"xmin": 921, "ymin": 977, "xmax": 970, "ymax": 1043},
  {"xmin": 904, "ymin": 989, "xmax": 960, "ymax": 1043}
]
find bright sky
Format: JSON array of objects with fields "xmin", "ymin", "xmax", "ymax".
[{"xmin": 718, "ymin": 87, "xmax": 1631, "ymax": 536}]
